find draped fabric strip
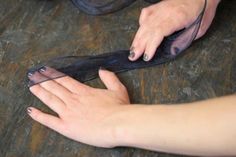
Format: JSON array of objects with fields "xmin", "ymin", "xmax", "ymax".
[
  {"xmin": 27, "ymin": 0, "xmax": 207, "ymax": 87},
  {"xmin": 71, "ymin": 0, "xmax": 137, "ymax": 15},
  {"xmin": 71, "ymin": 0, "xmax": 174, "ymax": 15}
]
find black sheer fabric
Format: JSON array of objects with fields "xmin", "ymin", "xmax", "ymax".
[
  {"xmin": 71, "ymin": 0, "xmax": 137, "ymax": 15},
  {"xmin": 27, "ymin": 0, "xmax": 206, "ymax": 87},
  {"xmin": 144, "ymin": 0, "xmax": 160, "ymax": 4},
  {"xmin": 71, "ymin": 0, "xmax": 163, "ymax": 15}
]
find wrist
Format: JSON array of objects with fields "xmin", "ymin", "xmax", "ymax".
[
  {"xmin": 107, "ymin": 105, "xmax": 146, "ymax": 147},
  {"xmin": 110, "ymin": 105, "xmax": 159, "ymax": 148},
  {"xmin": 100, "ymin": 105, "xmax": 136, "ymax": 147}
]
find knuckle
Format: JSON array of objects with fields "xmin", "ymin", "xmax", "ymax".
[
  {"xmin": 163, "ymin": 4, "xmax": 188, "ymax": 26},
  {"xmin": 44, "ymin": 94, "xmax": 54, "ymax": 103},
  {"xmin": 68, "ymin": 93, "xmax": 80, "ymax": 105},
  {"xmin": 177, "ymin": 10, "xmax": 188, "ymax": 21},
  {"xmin": 141, "ymin": 8, "xmax": 149, "ymax": 16},
  {"xmin": 154, "ymin": 25, "xmax": 166, "ymax": 36},
  {"xmin": 139, "ymin": 18, "xmax": 143, "ymax": 25},
  {"xmin": 173, "ymin": 5, "xmax": 188, "ymax": 21},
  {"xmin": 139, "ymin": 7, "xmax": 152, "ymax": 24}
]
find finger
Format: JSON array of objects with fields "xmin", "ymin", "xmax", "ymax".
[
  {"xmin": 141, "ymin": 21, "xmax": 181, "ymax": 61},
  {"xmin": 39, "ymin": 66, "xmax": 90, "ymax": 95},
  {"xmin": 27, "ymin": 107, "xmax": 65, "ymax": 133},
  {"xmin": 195, "ymin": 8, "xmax": 215, "ymax": 40},
  {"xmin": 98, "ymin": 68, "xmax": 127, "ymax": 93},
  {"xmin": 143, "ymin": 33, "xmax": 164, "ymax": 61},
  {"xmin": 37, "ymin": 66, "xmax": 66, "ymax": 80},
  {"xmin": 29, "ymin": 85, "xmax": 66, "ymax": 114},
  {"xmin": 28, "ymin": 71, "xmax": 72, "ymax": 100},
  {"xmin": 54, "ymin": 76, "xmax": 91, "ymax": 95},
  {"xmin": 129, "ymin": 26, "xmax": 147, "ymax": 61}
]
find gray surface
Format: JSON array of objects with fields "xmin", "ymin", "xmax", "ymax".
[{"xmin": 0, "ymin": 0, "xmax": 235, "ymax": 157}]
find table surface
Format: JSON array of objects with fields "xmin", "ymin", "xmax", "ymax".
[{"xmin": 0, "ymin": 0, "xmax": 235, "ymax": 157}]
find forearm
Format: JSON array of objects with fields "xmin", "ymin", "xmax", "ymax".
[{"xmin": 113, "ymin": 95, "xmax": 236, "ymax": 156}]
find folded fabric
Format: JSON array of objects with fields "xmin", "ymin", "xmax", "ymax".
[
  {"xmin": 71, "ymin": 0, "xmax": 137, "ymax": 15},
  {"xmin": 27, "ymin": 0, "xmax": 206, "ymax": 87}
]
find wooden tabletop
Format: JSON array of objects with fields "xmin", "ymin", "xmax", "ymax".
[{"xmin": 0, "ymin": 0, "xmax": 235, "ymax": 156}]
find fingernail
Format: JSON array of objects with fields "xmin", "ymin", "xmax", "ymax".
[
  {"xmin": 143, "ymin": 54, "xmax": 149, "ymax": 61},
  {"xmin": 99, "ymin": 67, "xmax": 106, "ymax": 71},
  {"xmin": 28, "ymin": 72, "xmax": 34, "ymax": 77},
  {"xmin": 174, "ymin": 47, "xmax": 180, "ymax": 55},
  {"xmin": 129, "ymin": 47, "xmax": 135, "ymax": 59},
  {"xmin": 27, "ymin": 107, "xmax": 32, "ymax": 114},
  {"xmin": 39, "ymin": 66, "xmax": 46, "ymax": 73}
]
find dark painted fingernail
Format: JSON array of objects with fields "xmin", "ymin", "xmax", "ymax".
[
  {"xmin": 27, "ymin": 107, "xmax": 32, "ymax": 114},
  {"xmin": 99, "ymin": 67, "xmax": 106, "ymax": 71},
  {"xmin": 39, "ymin": 66, "xmax": 46, "ymax": 73},
  {"xmin": 174, "ymin": 47, "xmax": 180, "ymax": 55},
  {"xmin": 28, "ymin": 72, "xmax": 34, "ymax": 77},
  {"xmin": 129, "ymin": 47, "xmax": 135, "ymax": 59},
  {"xmin": 143, "ymin": 54, "xmax": 149, "ymax": 61}
]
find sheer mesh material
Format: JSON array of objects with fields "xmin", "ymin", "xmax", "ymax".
[
  {"xmin": 71, "ymin": 0, "xmax": 162, "ymax": 15},
  {"xmin": 71, "ymin": 0, "xmax": 137, "ymax": 15},
  {"xmin": 28, "ymin": 0, "xmax": 206, "ymax": 87}
]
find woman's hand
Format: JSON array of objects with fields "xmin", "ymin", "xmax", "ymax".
[
  {"xmin": 27, "ymin": 67, "xmax": 130, "ymax": 147},
  {"xmin": 27, "ymin": 67, "xmax": 236, "ymax": 156},
  {"xmin": 129, "ymin": 0, "xmax": 220, "ymax": 61}
]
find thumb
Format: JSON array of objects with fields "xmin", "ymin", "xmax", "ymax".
[
  {"xmin": 98, "ymin": 68, "xmax": 127, "ymax": 92},
  {"xmin": 195, "ymin": 0, "xmax": 219, "ymax": 40}
]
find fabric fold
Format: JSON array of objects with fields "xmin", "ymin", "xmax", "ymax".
[{"xmin": 27, "ymin": 0, "xmax": 207, "ymax": 86}]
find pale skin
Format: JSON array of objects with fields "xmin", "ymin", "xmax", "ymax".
[
  {"xmin": 28, "ymin": 68, "xmax": 236, "ymax": 156},
  {"xmin": 27, "ymin": 0, "xmax": 236, "ymax": 156},
  {"xmin": 129, "ymin": 0, "xmax": 220, "ymax": 61}
]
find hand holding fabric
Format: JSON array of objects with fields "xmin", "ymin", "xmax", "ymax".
[{"xmin": 130, "ymin": 0, "xmax": 220, "ymax": 61}]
